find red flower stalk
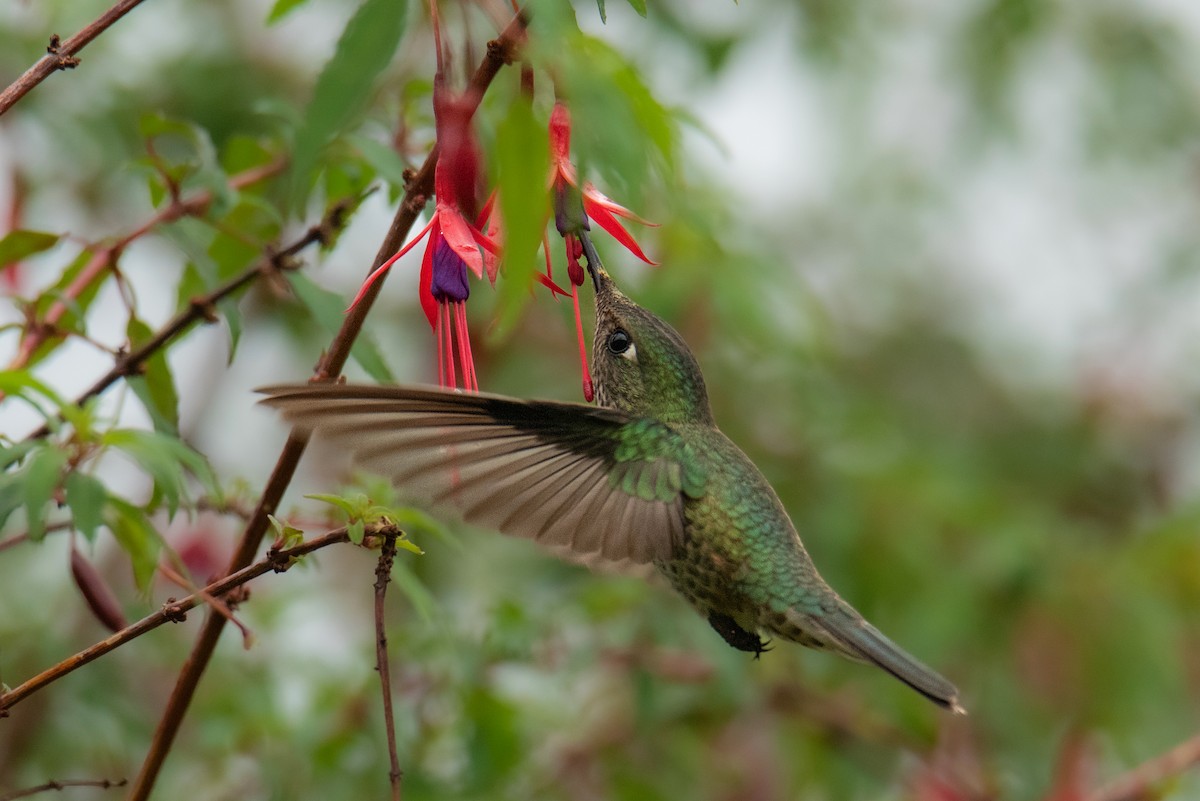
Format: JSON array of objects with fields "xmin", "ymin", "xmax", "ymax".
[{"xmin": 546, "ymin": 101, "xmax": 659, "ymax": 401}]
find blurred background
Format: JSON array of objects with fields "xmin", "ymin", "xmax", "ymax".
[{"xmin": 2, "ymin": 0, "xmax": 1200, "ymax": 798}]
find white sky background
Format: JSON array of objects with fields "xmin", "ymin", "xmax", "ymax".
[{"xmin": 2, "ymin": 0, "xmax": 1200, "ymax": 487}]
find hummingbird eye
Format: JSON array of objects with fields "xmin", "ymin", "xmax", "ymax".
[{"xmin": 607, "ymin": 329, "xmax": 632, "ymax": 355}]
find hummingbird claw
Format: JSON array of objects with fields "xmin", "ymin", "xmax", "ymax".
[{"xmin": 707, "ymin": 612, "xmax": 771, "ymax": 658}]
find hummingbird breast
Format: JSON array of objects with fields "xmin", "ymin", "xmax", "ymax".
[{"xmin": 655, "ymin": 427, "xmax": 834, "ymax": 638}]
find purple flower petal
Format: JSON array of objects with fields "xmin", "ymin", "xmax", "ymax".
[{"xmin": 430, "ymin": 236, "xmax": 471, "ymax": 302}]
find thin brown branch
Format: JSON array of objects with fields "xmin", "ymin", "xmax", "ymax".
[
  {"xmin": 157, "ymin": 562, "xmax": 252, "ymax": 648},
  {"xmin": 22, "ymin": 189, "xmax": 349, "ymax": 442},
  {"xmin": 125, "ymin": 11, "xmax": 529, "ymax": 800},
  {"xmin": 0, "ymin": 520, "xmax": 73, "ymax": 553},
  {"xmin": 0, "ymin": 0, "xmax": 152, "ymax": 117},
  {"xmin": 0, "ymin": 777, "xmax": 127, "ymax": 801},
  {"xmin": 374, "ymin": 531, "xmax": 403, "ymax": 801},
  {"xmin": 7, "ymin": 159, "xmax": 285, "ymax": 374},
  {"xmin": 1089, "ymin": 732, "xmax": 1200, "ymax": 801},
  {"xmin": 0, "ymin": 526, "xmax": 357, "ymax": 716}
]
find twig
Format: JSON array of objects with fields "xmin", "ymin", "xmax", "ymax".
[
  {"xmin": 374, "ymin": 531, "xmax": 403, "ymax": 801},
  {"xmin": 0, "ymin": 777, "xmax": 127, "ymax": 801},
  {"xmin": 0, "ymin": 526, "xmax": 357, "ymax": 715},
  {"xmin": 157, "ymin": 562, "xmax": 252, "ymax": 648},
  {"xmin": 7, "ymin": 159, "xmax": 285, "ymax": 374},
  {"xmin": 21, "ymin": 191, "xmax": 350, "ymax": 441},
  {"xmin": 0, "ymin": 520, "xmax": 73, "ymax": 553},
  {"xmin": 125, "ymin": 12, "xmax": 529, "ymax": 800},
  {"xmin": 0, "ymin": 0, "xmax": 152, "ymax": 117},
  {"xmin": 1089, "ymin": 732, "xmax": 1200, "ymax": 801}
]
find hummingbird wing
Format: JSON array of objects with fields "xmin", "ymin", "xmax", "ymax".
[{"xmin": 259, "ymin": 383, "xmax": 705, "ymax": 568}]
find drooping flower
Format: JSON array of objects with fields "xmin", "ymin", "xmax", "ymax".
[
  {"xmin": 348, "ymin": 0, "xmax": 498, "ymax": 390},
  {"xmin": 545, "ymin": 101, "xmax": 659, "ymax": 401},
  {"xmin": 548, "ymin": 102, "xmax": 658, "ymax": 267}
]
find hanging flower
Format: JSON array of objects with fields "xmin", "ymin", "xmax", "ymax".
[
  {"xmin": 545, "ymin": 100, "xmax": 659, "ymax": 402},
  {"xmin": 348, "ymin": 0, "xmax": 498, "ymax": 390},
  {"xmin": 548, "ymin": 102, "xmax": 658, "ymax": 267}
]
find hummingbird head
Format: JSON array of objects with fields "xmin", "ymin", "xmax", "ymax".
[{"xmin": 590, "ymin": 265, "xmax": 714, "ymax": 425}]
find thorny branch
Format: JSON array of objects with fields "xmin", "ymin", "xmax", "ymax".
[
  {"xmin": 374, "ymin": 532, "xmax": 404, "ymax": 801},
  {"xmin": 0, "ymin": 525, "xmax": 371, "ymax": 715},
  {"xmin": 6, "ymin": 159, "xmax": 286, "ymax": 374},
  {"xmin": 21, "ymin": 192, "xmax": 356, "ymax": 441},
  {"xmin": 0, "ymin": 0, "xmax": 152, "ymax": 117},
  {"xmin": 126, "ymin": 11, "xmax": 530, "ymax": 801}
]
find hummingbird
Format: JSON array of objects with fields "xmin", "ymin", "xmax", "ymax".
[{"xmin": 260, "ymin": 262, "xmax": 963, "ymax": 713}]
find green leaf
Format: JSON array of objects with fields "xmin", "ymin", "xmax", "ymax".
[
  {"xmin": 595, "ymin": 0, "xmax": 607, "ymax": 23},
  {"xmin": 348, "ymin": 133, "xmax": 411, "ymax": 194},
  {"xmin": 305, "ymin": 492, "xmax": 359, "ymax": 518},
  {"xmin": 127, "ymin": 317, "xmax": 180, "ymax": 434},
  {"xmin": 625, "ymin": 0, "xmax": 647, "ymax": 17},
  {"xmin": 138, "ymin": 114, "xmax": 232, "ymax": 215},
  {"xmin": 219, "ymin": 294, "xmax": 244, "ymax": 364},
  {"xmin": 548, "ymin": 33, "xmax": 677, "ymax": 199},
  {"xmin": 267, "ymin": 0, "xmax": 311, "ymax": 24},
  {"xmin": 0, "ymin": 472, "xmax": 26, "ymax": 532},
  {"xmin": 23, "ymin": 446, "xmax": 67, "ymax": 541},
  {"xmin": 65, "ymin": 471, "xmax": 108, "ymax": 542},
  {"xmin": 0, "ymin": 370, "xmax": 65, "ymax": 425},
  {"xmin": 391, "ymin": 558, "xmax": 436, "ymax": 623},
  {"xmin": 105, "ymin": 429, "xmax": 185, "ymax": 517},
  {"xmin": 0, "ymin": 439, "xmax": 38, "ymax": 471},
  {"xmin": 289, "ymin": 0, "xmax": 408, "ymax": 211},
  {"xmin": 104, "ymin": 497, "xmax": 162, "ymax": 590},
  {"xmin": 287, "ymin": 272, "xmax": 394, "ymax": 383},
  {"xmin": 267, "ymin": 514, "xmax": 304, "ymax": 549},
  {"xmin": 29, "ymin": 249, "xmax": 110, "ymax": 366},
  {"xmin": 102, "ymin": 429, "xmax": 221, "ymax": 517},
  {"xmin": 0, "ymin": 370, "xmax": 64, "ymax": 407},
  {"xmin": 209, "ymin": 199, "xmax": 282, "ymax": 282},
  {"xmin": 174, "ymin": 263, "xmax": 207, "ymax": 320},
  {"xmin": 0, "ymin": 230, "xmax": 61, "ymax": 268},
  {"xmin": 494, "ymin": 100, "xmax": 550, "ymax": 334},
  {"xmin": 394, "ymin": 536, "xmax": 423, "ymax": 555},
  {"xmin": 347, "ymin": 518, "xmax": 365, "ymax": 545}
]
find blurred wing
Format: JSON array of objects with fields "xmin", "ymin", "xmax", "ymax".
[{"xmin": 259, "ymin": 383, "xmax": 704, "ymax": 568}]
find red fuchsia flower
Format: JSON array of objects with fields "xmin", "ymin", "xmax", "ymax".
[
  {"xmin": 349, "ymin": 1, "xmax": 498, "ymax": 390},
  {"xmin": 545, "ymin": 101, "xmax": 659, "ymax": 402},
  {"xmin": 548, "ymin": 102, "xmax": 658, "ymax": 267}
]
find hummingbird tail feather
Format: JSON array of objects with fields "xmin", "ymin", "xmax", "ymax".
[{"xmin": 807, "ymin": 609, "xmax": 965, "ymax": 714}]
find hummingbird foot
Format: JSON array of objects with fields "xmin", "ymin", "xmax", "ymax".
[{"xmin": 707, "ymin": 612, "xmax": 771, "ymax": 658}]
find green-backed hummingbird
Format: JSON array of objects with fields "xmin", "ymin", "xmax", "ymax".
[{"xmin": 260, "ymin": 263, "xmax": 963, "ymax": 713}]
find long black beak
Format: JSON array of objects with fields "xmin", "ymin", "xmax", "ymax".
[{"xmin": 579, "ymin": 230, "xmax": 606, "ymax": 292}]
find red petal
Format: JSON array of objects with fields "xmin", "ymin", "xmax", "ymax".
[
  {"xmin": 584, "ymin": 201, "xmax": 659, "ymax": 265},
  {"xmin": 346, "ymin": 217, "xmax": 436, "ymax": 311},
  {"xmin": 470, "ymin": 225, "xmax": 502, "ymax": 256},
  {"xmin": 475, "ymin": 190, "xmax": 497, "ymax": 230},
  {"xmin": 419, "ymin": 228, "xmax": 438, "ymax": 329},
  {"xmin": 582, "ymin": 182, "xmax": 658, "ymax": 226},
  {"xmin": 535, "ymin": 272, "xmax": 570, "ymax": 297},
  {"xmin": 542, "ymin": 233, "xmax": 554, "ymax": 278},
  {"xmin": 438, "ymin": 202, "xmax": 485, "ymax": 279}
]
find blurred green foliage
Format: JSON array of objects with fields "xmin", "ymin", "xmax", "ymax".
[{"xmin": 2, "ymin": 0, "xmax": 1200, "ymax": 799}]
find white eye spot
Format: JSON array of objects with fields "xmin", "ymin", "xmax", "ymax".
[{"xmin": 620, "ymin": 342, "xmax": 638, "ymax": 363}]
